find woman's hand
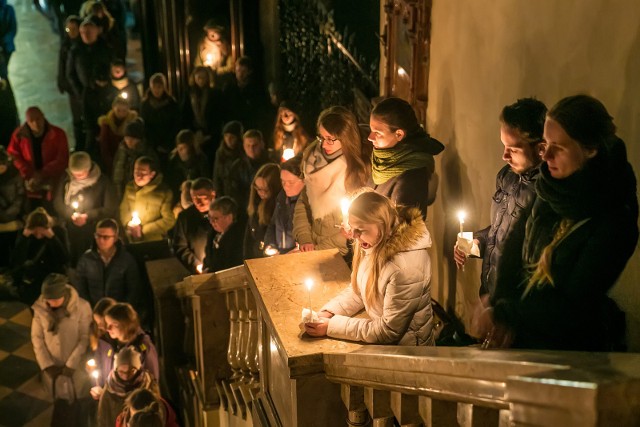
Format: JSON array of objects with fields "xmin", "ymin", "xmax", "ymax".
[
  {"xmin": 299, "ymin": 243, "xmax": 315, "ymax": 252},
  {"xmin": 89, "ymin": 386, "xmax": 103, "ymax": 400},
  {"xmin": 304, "ymin": 321, "xmax": 328, "ymax": 337},
  {"xmin": 453, "ymin": 244, "xmax": 467, "ymax": 269},
  {"xmin": 318, "ymin": 310, "xmax": 334, "ymax": 319}
]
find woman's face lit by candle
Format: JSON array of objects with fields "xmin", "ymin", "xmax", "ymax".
[
  {"xmin": 542, "ymin": 117, "xmax": 597, "ymax": 179},
  {"xmin": 368, "ymin": 115, "xmax": 405, "ymax": 149},
  {"xmin": 280, "ymin": 170, "xmax": 304, "ymax": 198},
  {"xmin": 317, "ymin": 125, "xmax": 341, "ymax": 156},
  {"xmin": 253, "ymin": 177, "xmax": 270, "ymax": 200},
  {"xmin": 71, "ymin": 168, "xmax": 90, "ymax": 181},
  {"xmin": 105, "ymin": 315, "xmax": 124, "ymax": 341},
  {"xmin": 349, "ymin": 215, "xmax": 381, "ymax": 250},
  {"xmin": 280, "ymin": 108, "xmax": 295, "ymax": 125}
]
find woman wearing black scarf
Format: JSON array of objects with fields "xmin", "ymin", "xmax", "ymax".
[{"xmin": 480, "ymin": 95, "xmax": 639, "ymax": 351}]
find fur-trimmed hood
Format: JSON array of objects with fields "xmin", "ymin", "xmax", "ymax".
[{"xmin": 380, "ymin": 207, "xmax": 432, "ymax": 262}]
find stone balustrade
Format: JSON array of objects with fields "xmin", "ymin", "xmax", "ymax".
[{"xmin": 324, "ymin": 346, "xmax": 640, "ymax": 426}]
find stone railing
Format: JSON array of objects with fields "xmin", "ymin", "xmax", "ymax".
[
  {"xmin": 324, "ymin": 346, "xmax": 640, "ymax": 427},
  {"xmin": 175, "ymin": 266, "xmax": 260, "ymax": 427}
]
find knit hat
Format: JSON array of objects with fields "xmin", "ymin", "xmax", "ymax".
[
  {"xmin": 222, "ymin": 121, "xmax": 243, "ymax": 138},
  {"xmin": 115, "ymin": 346, "xmax": 142, "ymax": 370},
  {"xmin": 125, "ymin": 119, "xmax": 145, "ymax": 139},
  {"xmin": 69, "ymin": 151, "xmax": 92, "ymax": 173},
  {"xmin": 41, "ymin": 273, "xmax": 68, "ymax": 300}
]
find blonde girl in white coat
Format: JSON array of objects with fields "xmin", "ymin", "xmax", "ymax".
[{"xmin": 305, "ymin": 191, "xmax": 435, "ymax": 345}]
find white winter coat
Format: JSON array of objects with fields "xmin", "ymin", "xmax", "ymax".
[
  {"xmin": 322, "ymin": 208, "xmax": 435, "ymax": 345},
  {"xmin": 31, "ymin": 285, "xmax": 92, "ymax": 396}
]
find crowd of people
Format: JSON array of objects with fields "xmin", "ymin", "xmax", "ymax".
[{"xmin": 0, "ymin": 1, "xmax": 638, "ymax": 424}]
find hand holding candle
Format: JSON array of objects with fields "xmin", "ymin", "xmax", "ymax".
[
  {"xmin": 128, "ymin": 211, "xmax": 142, "ymax": 240},
  {"xmin": 282, "ymin": 148, "xmax": 295, "ymax": 161}
]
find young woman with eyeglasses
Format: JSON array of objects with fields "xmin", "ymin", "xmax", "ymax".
[
  {"xmin": 243, "ymin": 163, "xmax": 282, "ymax": 259},
  {"xmin": 293, "ymin": 106, "xmax": 371, "ymax": 255}
]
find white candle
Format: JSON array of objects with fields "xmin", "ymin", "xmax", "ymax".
[
  {"xmin": 457, "ymin": 210, "xmax": 466, "ymax": 236},
  {"xmin": 340, "ymin": 198, "xmax": 351, "ymax": 230},
  {"xmin": 282, "ymin": 148, "xmax": 295, "ymax": 161},
  {"xmin": 305, "ymin": 278, "xmax": 314, "ymax": 310},
  {"xmin": 91, "ymin": 369, "xmax": 99, "ymax": 386},
  {"xmin": 264, "ymin": 246, "xmax": 279, "ymax": 256},
  {"xmin": 129, "ymin": 211, "xmax": 141, "ymax": 227}
]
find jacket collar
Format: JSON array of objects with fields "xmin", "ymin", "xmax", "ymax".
[{"xmin": 380, "ymin": 207, "xmax": 432, "ymax": 261}]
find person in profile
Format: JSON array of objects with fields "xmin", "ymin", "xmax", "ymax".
[{"xmin": 203, "ymin": 196, "xmax": 245, "ymax": 273}]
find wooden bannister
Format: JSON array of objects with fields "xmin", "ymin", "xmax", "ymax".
[{"xmin": 324, "ymin": 346, "xmax": 640, "ymax": 427}]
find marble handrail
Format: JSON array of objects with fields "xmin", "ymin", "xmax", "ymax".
[{"xmin": 324, "ymin": 346, "xmax": 640, "ymax": 426}]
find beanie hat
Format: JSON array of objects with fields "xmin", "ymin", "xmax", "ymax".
[
  {"xmin": 41, "ymin": 273, "xmax": 68, "ymax": 300},
  {"xmin": 69, "ymin": 151, "xmax": 92, "ymax": 173},
  {"xmin": 125, "ymin": 119, "xmax": 145, "ymax": 139},
  {"xmin": 222, "ymin": 121, "xmax": 243, "ymax": 138},
  {"xmin": 115, "ymin": 346, "xmax": 142, "ymax": 370}
]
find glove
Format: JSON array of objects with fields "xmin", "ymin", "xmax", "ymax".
[{"xmin": 62, "ymin": 366, "xmax": 75, "ymax": 377}]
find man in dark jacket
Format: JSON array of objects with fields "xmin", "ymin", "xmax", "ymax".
[
  {"xmin": 74, "ymin": 218, "xmax": 142, "ymax": 311},
  {"xmin": 172, "ymin": 177, "xmax": 216, "ymax": 274},
  {"xmin": 57, "ymin": 16, "xmax": 84, "ymax": 147},
  {"xmin": 204, "ymin": 196, "xmax": 245, "ymax": 273},
  {"xmin": 454, "ymin": 98, "xmax": 547, "ymax": 298},
  {"xmin": 225, "ymin": 129, "xmax": 270, "ymax": 212}
]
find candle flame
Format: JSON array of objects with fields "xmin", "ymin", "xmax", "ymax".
[
  {"xmin": 71, "ymin": 201, "xmax": 79, "ymax": 210},
  {"xmin": 91, "ymin": 370, "xmax": 99, "ymax": 379},
  {"xmin": 282, "ymin": 148, "xmax": 295, "ymax": 161},
  {"xmin": 120, "ymin": 91, "xmax": 128, "ymax": 99},
  {"xmin": 129, "ymin": 211, "xmax": 141, "ymax": 226},
  {"xmin": 457, "ymin": 210, "xmax": 466, "ymax": 224},
  {"xmin": 305, "ymin": 278, "xmax": 314, "ymax": 291},
  {"xmin": 87, "ymin": 358, "xmax": 96, "ymax": 367},
  {"xmin": 340, "ymin": 198, "xmax": 351, "ymax": 216},
  {"xmin": 264, "ymin": 246, "xmax": 279, "ymax": 256}
]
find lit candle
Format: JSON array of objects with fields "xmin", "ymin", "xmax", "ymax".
[
  {"xmin": 305, "ymin": 278, "xmax": 313, "ymax": 310},
  {"xmin": 120, "ymin": 91, "xmax": 128, "ymax": 100},
  {"xmin": 205, "ymin": 53, "xmax": 213, "ymax": 66},
  {"xmin": 71, "ymin": 200, "xmax": 79, "ymax": 212},
  {"xmin": 86, "ymin": 358, "xmax": 96, "ymax": 368},
  {"xmin": 196, "ymin": 263, "xmax": 203, "ymax": 274},
  {"xmin": 129, "ymin": 211, "xmax": 141, "ymax": 227},
  {"xmin": 264, "ymin": 246, "xmax": 279, "ymax": 257},
  {"xmin": 457, "ymin": 210, "xmax": 466, "ymax": 236},
  {"xmin": 340, "ymin": 197, "xmax": 351, "ymax": 230},
  {"xmin": 91, "ymin": 369, "xmax": 99, "ymax": 386},
  {"xmin": 282, "ymin": 148, "xmax": 295, "ymax": 161}
]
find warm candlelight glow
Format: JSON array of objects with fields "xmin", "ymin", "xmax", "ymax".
[
  {"xmin": 457, "ymin": 210, "xmax": 466, "ymax": 235},
  {"xmin": 264, "ymin": 246, "xmax": 279, "ymax": 257},
  {"xmin": 129, "ymin": 211, "xmax": 141, "ymax": 227},
  {"xmin": 305, "ymin": 278, "xmax": 313, "ymax": 310},
  {"xmin": 282, "ymin": 148, "xmax": 295, "ymax": 161},
  {"xmin": 120, "ymin": 91, "xmax": 128, "ymax": 100},
  {"xmin": 340, "ymin": 198, "xmax": 351, "ymax": 230},
  {"xmin": 196, "ymin": 264, "xmax": 203, "ymax": 274},
  {"xmin": 205, "ymin": 53, "xmax": 213, "ymax": 65},
  {"xmin": 91, "ymin": 370, "xmax": 99, "ymax": 379},
  {"xmin": 71, "ymin": 201, "xmax": 79, "ymax": 211},
  {"xmin": 87, "ymin": 358, "xmax": 96, "ymax": 368}
]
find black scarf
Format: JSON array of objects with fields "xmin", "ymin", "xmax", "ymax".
[{"xmin": 535, "ymin": 137, "xmax": 638, "ymax": 221}]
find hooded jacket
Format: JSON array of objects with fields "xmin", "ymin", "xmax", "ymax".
[
  {"xmin": 119, "ymin": 173, "xmax": 176, "ymax": 242},
  {"xmin": 31, "ymin": 285, "xmax": 92, "ymax": 395},
  {"xmin": 322, "ymin": 208, "xmax": 435, "ymax": 345}
]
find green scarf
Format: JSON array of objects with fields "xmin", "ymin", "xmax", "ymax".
[{"xmin": 371, "ymin": 144, "xmax": 433, "ymax": 185}]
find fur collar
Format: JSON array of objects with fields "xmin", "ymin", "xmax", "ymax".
[
  {"xmin": 98, "ymin": 110, "xmax": 138, "ymax": 135},
  {"xmin": 380, "ymin": 207, "xmax": 431, "ymax": 261}
]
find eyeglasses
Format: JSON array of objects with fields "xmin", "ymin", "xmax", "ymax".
[
  {"xmin": 95, "ymin": 234, "xmax": 116, "ymax": 240},
  {"xmin": 316, "ymin": 135, "xmax": 339, "ymax": 145}
]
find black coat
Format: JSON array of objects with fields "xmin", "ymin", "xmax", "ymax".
[
  {"xmin": 172, "ymin": 205, "xmax": 210, "ymax": 274},
  {"xmin": 243, "ymin": 213, "xmax": 267, "ymax": 260},
  {"xmin": 10, "ymin": 228, "xmax": 69, "ymax": 305},
  {"xmin": 66, "ymin": 39, "xmax": 112, "ymax": 98},
  {"xmin": 474, "ymin": 165, "xmax": 539, "ymax": 297},
  {"xmin": 212, "ymin": 142, "xmax": 242, "ymax": 197},
  {"xmin": 492, "ymin": 140, "xmax": 638, "ymax": 351},
  {"xmin": 139, "ymin": 94, "xmax": 180, "ymax": 154},
  {"xmin": 225, "ymin": 154, "xmax": 271, "ymax": 212},
  {"xmin": 264, "ymin": 190, "xmax": 297, "ymax": 253},
  {"xmin": 74, "ymin": 240, "xmax": 143, "ymax": 310},
  {"xmin": 0, "ymin": 163, "xmax": 24, "ymax": 223},
  {"xmin": 203, "ymin": 218, "xmax": 246, "ymax": 273},
  {"xmin": 166, "ymin": 154, "xmax": 211, "ymax": 203}
]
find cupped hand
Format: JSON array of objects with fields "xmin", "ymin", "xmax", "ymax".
[{"xmin": 304, "ymin": 321, "xmax": 328, "ymax": 337}]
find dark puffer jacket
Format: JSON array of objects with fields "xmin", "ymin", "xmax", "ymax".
[
  {"xmin": 74, "ymin": 240, "xmax": 143, "ymax": 310},
  {"xmin": 492, "ymin": 139, "xmax": 638, "ymax": 351},
  {"xmin": 474, "ymin": 164, "xmax": 539, "ymax": 297}
]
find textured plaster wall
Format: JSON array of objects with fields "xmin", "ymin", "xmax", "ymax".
[{"xmin": 426, "ymin": 0, "xmax": 640, "ymax": 349}]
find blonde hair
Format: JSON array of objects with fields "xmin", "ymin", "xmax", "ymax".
[
  {"xmin": 247, "ymin": 163, "xmax": 281, "ymax": 226},
  {"xmin": 524, "ymin": 218, "xmax": 575, "ymax": 296},
  {"xmin": 349, "ymin": 191, "xmax": 398, "ymax": 307}
]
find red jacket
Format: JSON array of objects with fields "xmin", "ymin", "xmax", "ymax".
[{"xmin": 8, "ymin": 122, "xmax": 69, "ymax": 183}]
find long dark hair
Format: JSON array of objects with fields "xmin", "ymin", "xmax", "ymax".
[{"xmin": 247, "ymin": 163, "xmax": 282, "ymax": 226}]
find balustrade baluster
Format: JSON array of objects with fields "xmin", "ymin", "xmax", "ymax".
[
  {"xmin": 365, "ymin": 387, "xmax": 396, "ymax": 427},
  {"xmin": 419, "ymin": 396, "xmax": 457, "ymax": 427},
  {"xmin": 341, "ymin": 384, "xmax": 369, "ymax": 426},
  {"xmin": 391, "ymin": 391, "xmax": 422, "ymax": 426}
]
